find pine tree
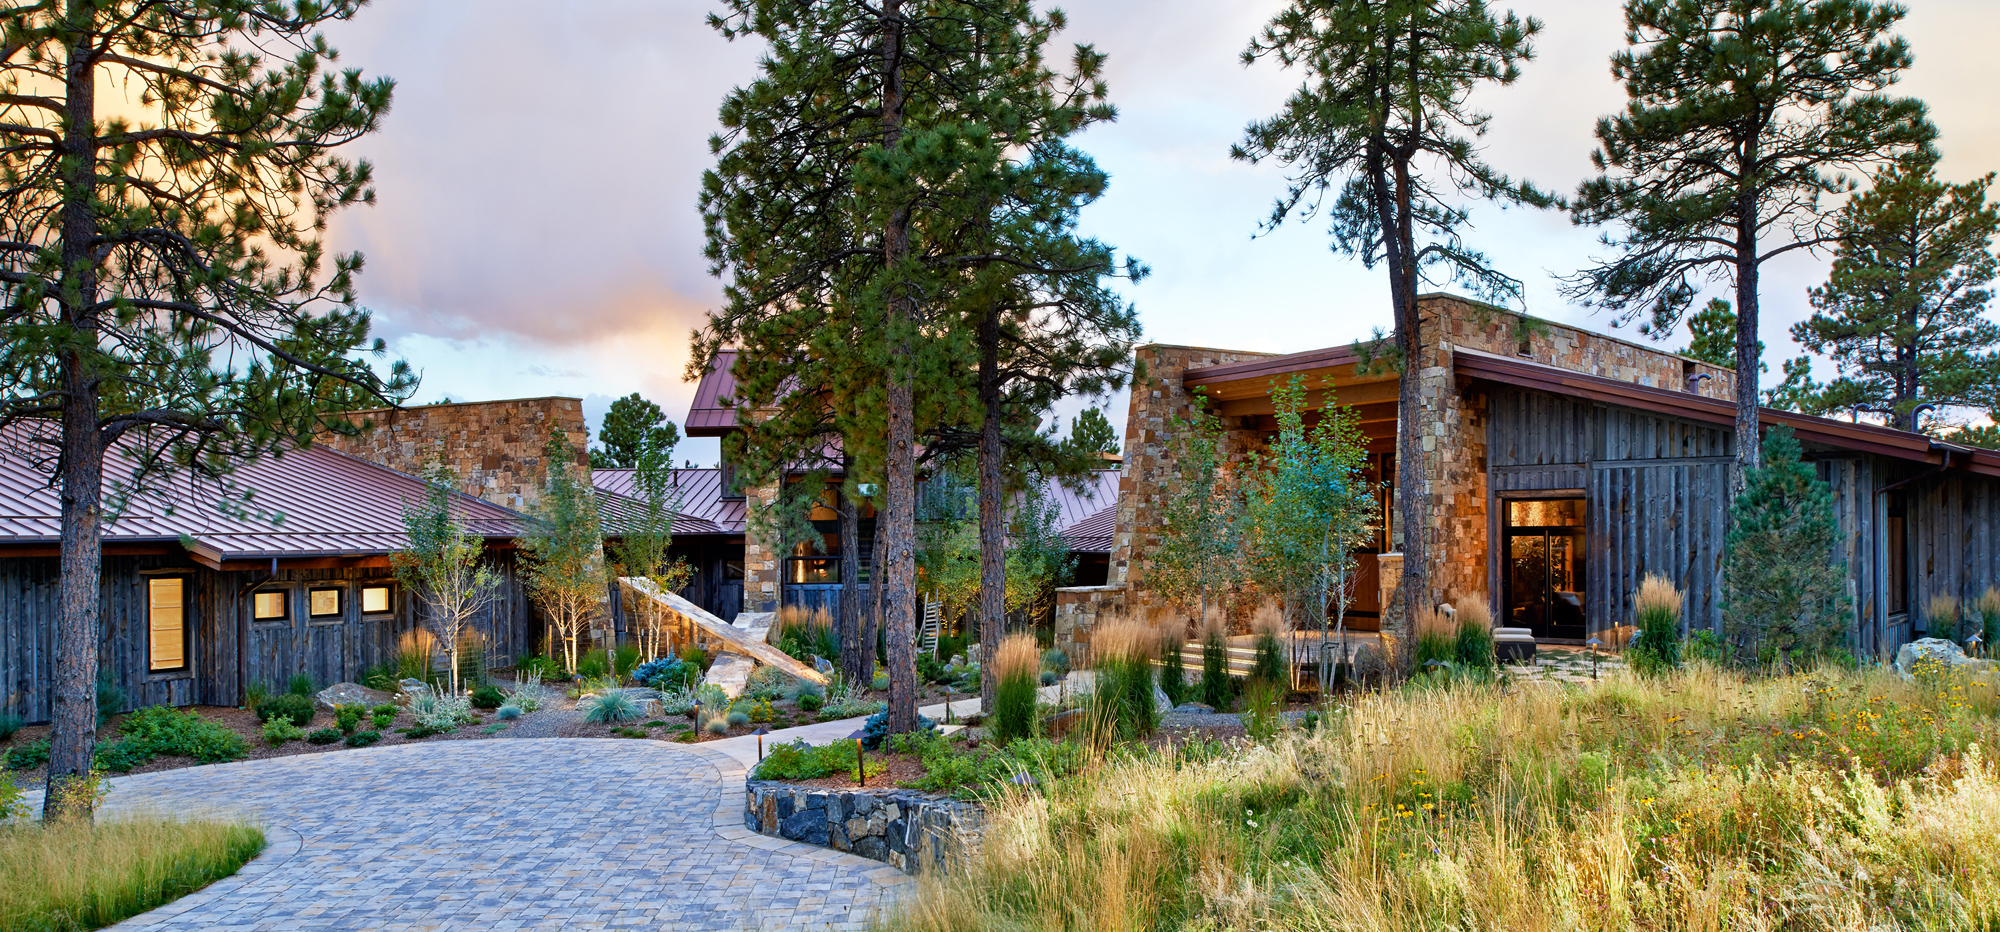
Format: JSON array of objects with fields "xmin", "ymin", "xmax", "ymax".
[
  {"xmin": 1682, "ymin": 299, "xmax": 1762, "ymax": 369},
  {"xmin": 1063, "ymin": 407, "xmax": 1120, "ymax": 457},
  {"xmin": 1794, "ymin": 152, "xmax": 2000, "ymax": 432},
  {"xmin": 1721, "ymin": 426, "xmax": 1850, "ymax": 661},
  {"xmin": 591, "ymin": 394, "xmax": 673, "ymax": 470},
  {"xmin": 1234, "ymin": 0, "xmax": 1550, "ymax": 672},
  {"xmin": 0, "ymin": 1, "xmax": 403, "ymax": 820},
  {"xmin": 1567, "ymin": 0, "xmax": 1932, "ymax": 483}
]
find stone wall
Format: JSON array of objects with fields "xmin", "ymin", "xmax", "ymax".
[
  {"xmin": 1422, "ymin": 293, "xmax": 1736, "ymax": 399},
  {"xmin": 741, "ymin": 480, "xmax": 781, "ymax": 614},
  {"xmin": 318, "ymin": 397, "xmax": 589, "ymax": 512},
  {"xmin": 745, "ymin": 781, "xmax": 983, "ymax": 875},
  {"xmin": 1110, "ymin": 343, "xmax": 1278, "ymax": 627},
  {"xmin": 1053, "ymin": 584, "xmax": 1125, "ymax": 658}
]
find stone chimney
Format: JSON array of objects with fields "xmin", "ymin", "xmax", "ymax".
[{"xmin": 317, "ymin": 396, "xmax": 589, "ymax": 512}]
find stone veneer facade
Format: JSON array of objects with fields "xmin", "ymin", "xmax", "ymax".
[
  {"xmin": 1057, "ymin": 295, "xmax": 1742, "ymax": 658},
  {"xmin": 317, "ymin": 396, "xmax": 589, "ymax": 512}
]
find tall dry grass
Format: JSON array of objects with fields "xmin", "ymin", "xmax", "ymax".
[
  {"xmin": 993, "ymin": 635, "xmax": 1041, "ymax": 744},
  {"xmin": 0, "ymin": 817, "xmax": 264, "ymax": 932},
  {"xmin": 1927, "ymin": 594, "xmax": 1964, "ymax": 638},
  {"xmin": 1091, "ymin": 618, "xmax": 1158, "ymax": 738},
  {"xmin": 881, "ymin": 662, "xmax": 2000, "ymax": 932}
]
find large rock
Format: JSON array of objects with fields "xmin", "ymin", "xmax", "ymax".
[
  {"xmin": 1895, "ymin": 637, "xmax": 1995, "ymax": 680},
  {"xmin": 315, "ymin": 682, "xmax": 392, "ymax": 713}
]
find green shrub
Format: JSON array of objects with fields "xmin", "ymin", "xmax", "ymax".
[
  {"xmin": 0, "ymin": 714, "xmax": 21, "ymax": 742},
  {"xmin": 469, "ymin": 685, "xmax": 506, "ymax": 710},
  {"xmin": 1200, "ymin": 629, "xmax": 1230, "ymax": 710},
  {"xmin": 1041, "ymin": 648, "xmax": 1070, "ymax": 677},
  {"xmin": 745, "ymin": 665, "xmax": 796, "ymax": 701},
  {"xmin": 582, "ymin": 691, "xmax": 641, "ymax": 724},
  {"xmin": 797, "ymin": 691, "xmax": 824, "ymax": 713},
  {"xmin": 334, "ymin": 707, "xmax": 361, "ymax": 735},
  {"xmin": 93, "ymin": 740, "xmax": 149, "ymax": 773},
  {"xmin": 752, "ymin": 739, "xmax": 871, "ymax": 781},
  {"xmin": 871, "ymin": 670, "xmax": 890, "ymax": 691},
  {"xmin": 370, "ymin": 703, "xmax": 399, "ymax": 718},
  {"xmin": 114, "ymin": 707, "xmax": 247, "ymax": 765},
  {"xmin": 371, "ymin": 711, "xmax": 395, "ymax": 730},
  {"xmin": 260, "ymin": 719, "xmax": 305, "ymax": 746},
  {"xmin": 253, "ymin": 694, "xmax": 313, "ymax": 728},
  {"xmin": 1251, "ymin": 630, "xmax": 1285, "ymax": 685},
  {"xmin": 1159, "ymin": 637, "xmax": 1188, "ymax": 706},
  {"xmin": 1455, "ymin": 618, "xmax": 1495, "ymax": 671},
  {"xmin": 343, "ymin": 730, "xmax": 380, "ymax": 748},
  {"xmin": 887, "ymin": 730, "xmax": 1086, "ymax": 800},
  {"xmin": 306, "ymin": 728, "xmax": 341, "ymax": 745},
  {"xmin": 747, "ymin": 699, "xmax": 776, "ymax": 723},
  {"xmin": 495, "ymin": 705, "xmax": 522, "ymax": 721},
  {"xmin": 287, "ymin": 673, "xmax": 315, "ymax": 698},
  {"xmin": 681, "ymin": 647, "xmax": 711, "ymax": 672},
  {"xmin": 6, "ymin": 740, "xmax": 49, "ymax": 770},
  {"xmin": 726, "ymin": 709, "xmax": 751, "ymax": 728}
]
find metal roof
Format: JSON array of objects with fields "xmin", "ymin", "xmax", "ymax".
[
  {"xmin": 0, "ymin": 422, "xmax": 524, "ymax": 560},
  {"xmin": 685, "ymin": 350, "xmax": 741, "ymax": 437},
  {"xmin": 1048, "ymin": 469, "xmax": 1120, "ymax": 553},
  {"xmin": 592, "ymin": 467, "xmax": 746, "ymax": 536}
]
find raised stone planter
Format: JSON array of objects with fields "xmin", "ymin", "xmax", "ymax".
[{"xmin": 744, "ymin": 781, "xmax": 983, "ymax": 875}]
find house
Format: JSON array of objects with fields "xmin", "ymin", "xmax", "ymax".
[
  {"xmin": 0, "ymin": 423, "xmax": 536, "ymax": 724},
  {"xmin": 683, "ymin": 354, "xmax": 1124, "ymax": 622},
  {"xmin": 1056, "ymin": 293, "xmax": 2000, "ymax": 659}
]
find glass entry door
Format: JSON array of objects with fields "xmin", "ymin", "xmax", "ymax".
[{"xmin": 1503, "ymin": 498, "xmax": 1587, "ymax": 640}]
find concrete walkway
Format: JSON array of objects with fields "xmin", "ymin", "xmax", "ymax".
[{"xmin": 98, "ymin": 739, "xmax": 908, "ymax": 931}]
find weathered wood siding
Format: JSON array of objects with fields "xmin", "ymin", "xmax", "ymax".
[
  {"xmin": 1907, "ymin": 470, "xmax": 2000, "ymax": 639},
  {"xmin": 1, "ymin": 551, "xmax": 533, "ymax": 724}
]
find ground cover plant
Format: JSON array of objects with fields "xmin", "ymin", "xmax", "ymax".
[
  {"xmin": 881, "ymin": 661, "xmax": 2000, "ymax": 931},
  {"xmin": 0, "ymin": 818, "xmax": 265, "ymax": 932}
]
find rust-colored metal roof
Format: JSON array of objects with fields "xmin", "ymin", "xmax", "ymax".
[
  {"xmin": 1046, "ymin": 469, "xmax": 1120, "ymax": 553},
  {"xmin": 0, "ymin": 422, "xmax": 524, "ymax": 560},
  {"xmin": 1452, "ymin": 347, "xmax": 2000, "ymax": 477},
  {"xmin": 686, "ymin": 350, "xmax": 741, "ymax": 437},
  {"xmin": 592, "ymin": 467, "xmax": 746, "ymax": 536}
]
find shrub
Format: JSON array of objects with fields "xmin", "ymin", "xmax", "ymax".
[
  {"xmin": 260, "ymin": 719, "xmax": 306, "ymax": 747},
  {"xmin": 343, "ymin": 731, "xmax": 380, "ymax": 748},
  {"xmin": 745, "ymin": 665, "xmax": 796, "ymax": 701},
  {"xmin": 1981, "ymin": 587, "xmax": 2000, "ymax": 657},
  {"xmin": 1415, "ymin": 607, "xmax": 1456, "ymax": 669},
  {"xmin": 506, "ymin": 672, "xmax": 543, "ymax": 712},
  {"xmin": 409, "ymin": 688, "xmax": 472, "ymax": 733},
  {"xmin": 993, "ymin": 634, "xmax": 1040, "ymax": 744},
  {"xmin": 495, "ymin": 705, "xmax": 523, "ymax": 721},
  {"xmin": 797, "ymin": 691, "xmax": 824, "ymax": 713},
  {"xmin": 871, "ymin": 670, "xmax": 890, "ymax": 691},
  {"xmin": 917, "ymin": 652, "xmax": 949, "ymax": 685},
  {"xmin": 6, "ymin": 740, "xmax": 49, "ymax": 771},
  {"xmin": 335, "ymin": 706, "xmax": 361, "ymax": 735},
  {"xmin": 658, "ymin": 685, "xmax": 699, "ymax": 716},
  {"xmin": 114, "ymin": 707, "xmax": 247, "ymax": 765},
  {"xmin": 1041, "ymin": 648, "xmax": 1070, "ymax": 678},
  {"xmin": 776, "ymin": 606, "xmax": 839, "ymax": 661},
  {"xmin": 305, "ymin": 728, "xmax": 341, "ymax": 745},
  {"xmin": 0, "ymin": 772, "xmax": 22, "ymax": 820},
  {"xmin": 789, "ymin": 680, "xmax": 825, "ymax": 703},
  {"xmin": 1629, "ymin": 575, "xmax": 1684, "ymax": 675},
  {"xmin": 371, "ymin": 711, "xmax": 395, "ymax": 730},
  {"xmin": 0, "ymin": 714, "xmax": 21, "ymax": 743},
  {"xmin": 370, "ymin": 702, "xmax": 400, "ymax": 718},
  {"xmin": 0, "ymin": 818, "xmax": 265, "ymax": 931},
  {"xmin": 469, "ymin": 685, "xmax": 506, "ymax": 710},
  {"xmin": 1454, "ymin": 596, "xmax": 1496, "ymax": 671},
  {"xmin": 1200, "ymin": 626, "xmax": 1231, "ymax": 710},
  {"xmin": 96, "ymin": 666, "xmax": 125, "ymax": 728},
  {"xmin": 681, "ymin": 647, "xmax": 711, "ymax": 672},
  {"xmin": 632, "ymin": 657, "xmax": 696, "ymax": 690},
  {"xmin": 726, "ymin": 709, "xmax": 751, "ymax": 729},
  {"xmin": 704, "ymin": 716, "xmax": 728, "ymax": 736},
  {"xmin": 888, "ymin": 730, "xmax": 1087, "ymax": 801},
  {"xmin": 242, "ymin": 682, "xmax": 269, "ymax": 713},
  {"xmin": 862, "ymin": 705, "xmax": 933, "ymax": 751},
  {"xmin": 253, "ymin": 694, "xmax": 313, "ymax": 728},
  {"xmin": 752, "ymin": 739, "xmax": 872, "ymax": 781},
  {"xmin": 286, "ymin": 673, "xmax": 315, "ymax": 698},
  {"xmin": 582, "ymin": 691, "xmax": 641, "ymax": 725},
  {"xmin": 1927, "ymin": 594, "xmax": 1966, "ymax": 640},
  {"xmin": 1158, "ymin": 627, "xmax": 1188, "ymax": 706},
  {"xmin": 747, "ymin": 699, "xmax": 776, "ymax": 723},
  {"xmin": 1721, "ymin": 426, "xmax": 1849, "ymax": 660}
]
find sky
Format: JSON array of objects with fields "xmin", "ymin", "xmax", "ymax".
[{"xmin": 317, "ymin": 0, "xmax": 2000, "ymax": 466}]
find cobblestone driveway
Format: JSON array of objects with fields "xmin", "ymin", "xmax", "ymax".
[{"xmin": 102, "ymin": 738, "xmax": 905, "ymax": 931}]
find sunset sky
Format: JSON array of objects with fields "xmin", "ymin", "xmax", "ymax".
[{"xmin": 317, "ymin": 0, "xmax": 2000, "ymax": 465}]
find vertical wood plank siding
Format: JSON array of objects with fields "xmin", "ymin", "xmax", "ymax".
[
  {"xmin": 1488, "ymin": 384, "xmax": 2000, "ymax": 652},
  {"xmin": 1, "ymin": 553, "xmax": 534, "ymax": 724}
]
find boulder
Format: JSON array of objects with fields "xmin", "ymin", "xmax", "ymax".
[
  {"xmin": 1895, "ymin": 637, "xmax": 1995, "ymax": 680},
  {"xmin": 315, "ymin": 682, "xmax": 392, "ymax": 713},
  {"xmin": 1042, "ymin": 708, "xmax": 1088, "ymax": 739},
  {"xmin": 397, "ymin": 677, "xmax": 429, "ymax": 697}
]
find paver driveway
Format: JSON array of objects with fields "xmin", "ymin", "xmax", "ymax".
[{"xmin": 99, "ymin": 738, "xmax": 902, "ymax": 931}]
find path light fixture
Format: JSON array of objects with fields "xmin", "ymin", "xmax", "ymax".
[
  {"xmin": 1423, "ymin": 659, "xmax": 1447, "ymax": 678},
  {"xmin": 754, "ymin": 726, "xmax": 770, "ymax": 762},
  {"xmin": 1968, "ymin": 632, "xmax": 1985, "ymax": 660},
  {"xmin": 941, "ymin": 684, "xmax": 954, "ymax": 724},
  {"xmin": 1586, "ymin": 638, "xmax": 1603, "ymax": 679},
  {"xmin": 847, "ymin": 729, "xmax": 868, "ymax": 787}
]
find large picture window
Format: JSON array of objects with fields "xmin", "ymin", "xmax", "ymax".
[{"xmin": 148, "ymin": 577, "xmax": 188, "ymax": 672}]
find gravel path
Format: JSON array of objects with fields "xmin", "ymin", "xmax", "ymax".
[{"xmin": 96, "ymin": 739, "xmax": 907, "ymax": 931}]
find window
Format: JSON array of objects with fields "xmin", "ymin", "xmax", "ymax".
[
  {"xmin": 360, "ymin": 585, "xmax": 393, "ymax": 614},
  {"xmin": 1886, "ymin": 491, "xmax": 1909, "ymax": 617},
  {"xmin": 252, "ymin": 590, "xmax": 288, "ymax": 621},
  {"xmin": 148, "ymin": 578, "xmax": 187, "ymax": 672},
  {"xmin": 308, "ymin": 587, "xmax": 343, "ymax": 619}
]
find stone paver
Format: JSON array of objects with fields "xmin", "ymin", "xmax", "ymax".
[{"xmin": 97, "ymin": 738, "xmax": 903, "ymax": 931}]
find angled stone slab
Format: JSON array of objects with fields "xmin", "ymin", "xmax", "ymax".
[{"xmin": 618, "ymin": 577, "xmax": 827, "ymax": 686}]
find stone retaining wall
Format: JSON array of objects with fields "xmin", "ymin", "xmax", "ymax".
[{"xmin": 744, "ymin": 781, "xmax": 983, "ymax": 875}]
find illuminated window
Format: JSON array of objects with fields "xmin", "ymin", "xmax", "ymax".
[
  {"xmin": 252, "ymin": 591, "xmax": 288, "ymax": 621},
  {"xmin": 361, "ymin": 585, "xmax": 393, "ymax": 614},
  {"xmin": 308, "ymin": 588, "xmax": 343, "ymax": 619},
  {"xmin": 148, "ymin": 578, "xmax": 187, "ymax": 672}
]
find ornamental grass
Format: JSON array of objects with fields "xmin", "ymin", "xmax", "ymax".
[
  {"xmin": 880, "ymin": 661, "xmax": 2000, "ymax": 932},
  {"xmin": 1630, "ymin": 575, "xmax": 1684, "ymax": 674},
  {"xmin": 0, "ymin": 817, "xmax": 264, "ymax": 932},
  {"xmin": 1091, "ymin": 618, "xmax": 1158, "ymax": 739},
  {"xmin": 992, "ymin": 634, "xmax": 1041, "ymax": 744}
]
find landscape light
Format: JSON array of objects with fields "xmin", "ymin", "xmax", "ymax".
[
  {"xmin": 847, "ymin": 729, "xmax": 868, "ymax": 786},
  {"xmin": 754, "ymin": 726, "xmax": 770, "ymax": 761}
]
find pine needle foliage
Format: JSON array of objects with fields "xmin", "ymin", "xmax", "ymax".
[
  {"xmin": 0, "ymin": 0, "xmax": 406, "ymax": 821},
  {"xmin": 1721, "ymin": 426, "xmax": 1850, "ymax": 661}
]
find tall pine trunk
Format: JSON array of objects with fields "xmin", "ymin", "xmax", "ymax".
[
  {"xmin": 1733, "ymin": 213, "xmax": 1762, "ymax": 487},
  {"xmin": 838, "ymin": 459, "xmax": 865, "ymax": 686},
  {"xmin": 879, "ymin": 0, "xmax": 920, "ymax": 734},
  {"xmin": 976, "ymin": 309, "xmax": 1006, "ymax": 713},
  {"xmin": 49, "ymin": 21, "xmax": 104, "ymax": 822},
  {"xmin": 1375, "ymin": 139, "xmax": 1424, "ymax": 678}
]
